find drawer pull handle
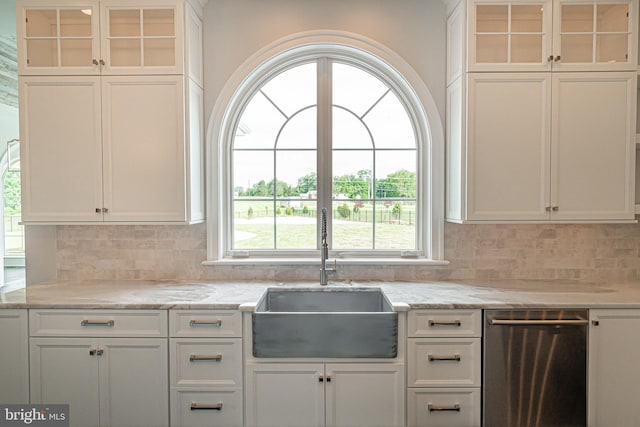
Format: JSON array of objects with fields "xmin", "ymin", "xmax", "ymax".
[
  {"xmin": 81, "ymin": 320, "xmax": 115, "ymax": 327},
  {"xmin": 428, "ymin": 353, "xmax": 461, "ymax": 362},
  {"xmin": 190, "ymin": 402, "xmax": 223, "ymax": 411},
  {"xmin": 189, "ymin": 320, "xmax": 222, "ymax": 327},
  {"xmin": 189, "ymin": 354, "xmax": 223, "ymax": 362},
  {"xmin": 428, "ymin": 403, "xmax": 460, "ymax": 412},
  {"xmin": 428, "ymin": 320, "xmax": 461, "ymax": 327}
]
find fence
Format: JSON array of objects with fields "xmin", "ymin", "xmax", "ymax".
[
  {"xmin": 4, "ymin": 215, "xmax": 24, "ymax": 254},
  {"xmin": 235, "ymin": 206, "xmax": 415, "ymax": 225}
]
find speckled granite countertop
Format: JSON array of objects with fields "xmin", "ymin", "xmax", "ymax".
[{"xmin": 2, "ymin": 279, "xmax": 640, "ymax": 309}]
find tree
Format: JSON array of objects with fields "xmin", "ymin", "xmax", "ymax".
[
  {"xmin": 296, "ymin": 172, "xmax": 317, "ymax": 194},
  {"xmin": 333, "ymin": 174, "xmax": 368, "ymax": 199},
  {"xmin": 376, "ymin": 169, "xmax": 416, "ymax": 198}
]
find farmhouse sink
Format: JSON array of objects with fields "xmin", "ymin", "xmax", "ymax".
[{"xmin": 252, "ymin": 288, "xmax": 398, "ymax": 358}]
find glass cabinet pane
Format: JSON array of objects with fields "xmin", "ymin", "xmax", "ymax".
[
  {"xmin": 26, "ymin": 39, "xmax": 58, "ymax": 67},
  {"xmin": 143, "ymin": 9, "xmax": 174, "ymax": 36},
  {"xmin": 477, "ymin": 5, "xmax": 508, "ymax": 32},
  {"xmin": 143, "ymin": 39, "xmax": 174, "ymax": 66},
  {"xmin": 110, "ymin": 39, "xmax": 141, "ymax": 66},
  {"xmin": 109, "ymin": 9, "xmax": 140, "ymax": 37},
  {"xmin": 512, "ymin": 5, "xmax": 543, "ymax": 32},
  {"xmin": 60, "ymin": 39, "xmax": 92, "ymax": 66},
  {"xmin": 60, "ymin": 9, "xmax": 91, "ymax": 37},
  {"xmin": 561, "ymin": 4, "xmax": 594, "ymax": 32},
  {"xmin": 26, "ymin": 9, "xmax": 57, "ymax": 37},
  {"xmin": 596, "ymin": 4, "xmax": 628, "ymax": 32}
]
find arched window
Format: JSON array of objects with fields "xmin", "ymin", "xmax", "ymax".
[{"xmin": 208, "ymin": 32, "xmax": 444, "ymax": 263}]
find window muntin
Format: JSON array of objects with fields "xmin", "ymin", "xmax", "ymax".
[{"xmin": 230, "ymin": 58, "xmax": 418, "ymax": 255}]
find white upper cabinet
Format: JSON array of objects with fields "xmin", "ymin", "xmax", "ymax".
[
  {"xmin": 17, "ymin": 0, "xmax": 184, "ymax": 75},
  {"xmin": 468, "ymin": 0, "xmax": 638, "ymax": 72}
]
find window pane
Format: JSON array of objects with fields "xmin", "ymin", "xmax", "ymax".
[
  {"xmin": 332, "ymin": 200, "xmax": 373, "ymax": 249},
  {"xmin": 276, "ymin": 200, "xmax": 316, "ymax": 249},
  {"xmin": 233, "ymin": 200, "xmax": 274, "ymax": 249},
  {"xmin": 235, "ymin": 92, "xmax": 285, "ymax": 149},
  {"xmin": 277, "ymin": 106, "xmax": 316, "ymax": 149},
  {"xmin": 333, "ymin": 150, "xmax": 373, "ymax": 200},
  {"xmin": 375, "ymin": 151, "xmax": 416, "ymax": 198},
  {"xmin": 364, "ymin": 92, "xmax": 415, "ymax": 149},
  {"xmin": 233, "ymin": 151, "xmax": 274, "ymax": 197},
  {"xmin": 374, "ymin": 200, "xmax": 416, "ymax": 249},
  {"xmin": 333, "ymin": 106, "xmax": 372, "ymax": 149},
  {"xmin": 276, "ymin": 151, "xmax": 316, "ymax": 197},
  {"xmin": 261, "ymin": 62, "xmax": 316, "ymax": 117},
  {"xmin": 332, "ymin": 63, "xmax": 387, "ymax": 117}
]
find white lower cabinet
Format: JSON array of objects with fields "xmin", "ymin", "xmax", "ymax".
[
  {"xmin": 589, "ymin": 309, "xmax": 640, "ymax": 426},
  {"xmin": 169, "ymin": 310, "xmax": 243, "ymax": 427},
  {"xmin": 407, "ymin": 310, "xmax": 482, "ymax": 427},
  {"xmin": 30, "ymin": 337, "xmax": 168, "ymax": 427},
  {"xmin": 28, "ymin": 309, "xmax": 169, "ymax": 427},
  {"xmin": 245, "ymin": 363, "xmax": 405, "ymax": 427},
  {"xmin": 0, "ymin": 309, "xmax": 29, "ymax": 403}
]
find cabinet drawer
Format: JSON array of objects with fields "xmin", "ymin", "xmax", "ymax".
[
  {"xmin": 408, "ymin": 310, "xmax": 481, "ymax": 337},
  {"xmin": 171, "ymin": 389, "xmax": 243, "ymax": 427},
  {"xmin": 408, "ymin": 338, "xmax": 481, "ymax": 387},
  {"xmin": 170, "ymin": 338, "xmax": 242, "ymax": 387},
  {"xmin": 29, "ymin": 309, "xmax": 167, "ymax": 337},
  {"xmin": 408, "ymin": 388, "xmax": 480, "ymax": 427},
  {"xmin": 170, "ymin": 310, "xmax": 242, "ymax": 337}
]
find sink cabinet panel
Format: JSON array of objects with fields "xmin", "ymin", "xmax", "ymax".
[{"xmin": 245, "ymin": 362, "xmax": 405, "ymax": 427}]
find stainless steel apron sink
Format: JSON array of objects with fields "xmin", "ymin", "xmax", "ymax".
[{"xmin": 252, "ymin": 288, "xmax": 398, "ymax": 358}]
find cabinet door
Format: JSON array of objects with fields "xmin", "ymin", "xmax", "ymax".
[
  {"xmin": 99, "ymin": 1, "xmax": 184, "ymax": 75},
  {"xmin": 467, "ymin": 73, "xmax": 551, "ymax": 220},
  {"xmin": 101, "ymin": 75, "xmax": 186, "ymax": 221},
  {"xmin": 245, "ymin": 363, "xmax": 324, "ymax": 427},
  {"xmin": 20, "ymin": 76, "xmax": 104, "ymax": 222},
  {"xmin": 0, "ymin": 310, "xmax": 29, "ymax": 403},
  {"xmin": 325, "ymin": 364, "xmax": 405, "ymax": 427},
  {"xmin": 17, "ymin": 0, "xmax": 101, "ymax": 75},
  {"xmin": 99, "ymin": 338, "xmax": 168, "ymax": 427},
  {"xmin": 30, "ymin": 337, "xmax": 100, "ymax": 427},
  {"xmin": 553, "ymin": 0, "xmax": 637, "ymax": 71},
  {"xmin": 551, "ymin": 72, "xmax": 636, "ymax": 220},
  {"xmin": 468, "ymin": 0, "xmax": 553, "ymax": 72},
  {"xmin": 589, "ymin": 310, "xmax": 640, "ymax": 426}
]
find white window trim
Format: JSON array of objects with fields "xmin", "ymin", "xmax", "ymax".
[{"xmin": 205, "ymin": 30, "xmax": 445, "ymax": 265}]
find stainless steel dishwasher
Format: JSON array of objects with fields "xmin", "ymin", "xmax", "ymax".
[{"xmin": 483, "ymin": 309, "xmax": 588, "ymax": 427}]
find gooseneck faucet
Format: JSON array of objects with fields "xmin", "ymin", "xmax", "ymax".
[{"xmin": 320, "ymin": 208, "xmax": 336, "ymax": 285}]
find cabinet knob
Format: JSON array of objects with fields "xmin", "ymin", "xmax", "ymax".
[
  {"xmin": 96, "ymin": 208, "xmax": 102, "ymax": 213},
  {"xmin": 552, "ymin": 206, "xmax": 559, "ymax": 211},
  {"xmin": 100, "ymin": 59, "xmax": 106, "ymax": 66},
  {"xmin": 92, "ymin": 59, "xmax": 99, "ymax": 65},
  {"xmin": 554, "ymin": 55, "xmax": 561, "ymax": 62},
  {"xmin": 547, "ymin": 55, "xmax": 554, "ymax": 62}
]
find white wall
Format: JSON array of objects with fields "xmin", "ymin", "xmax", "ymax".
[{"xmin": 202, "ymin": 0, "xmax": 447, "ymax": 126}]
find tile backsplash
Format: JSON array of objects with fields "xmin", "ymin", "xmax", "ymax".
[{"xmin": 55, "ymin": 222, "xmax": 640, "ymax": 282}]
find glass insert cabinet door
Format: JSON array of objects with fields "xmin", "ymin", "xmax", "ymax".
[
  {"xmin": 469, "ymin": 0, "xmax": 637, "ymax": 71},
  {"xmin": 17, "ymin": 2, "xmax": 100, "ymax": 74},
  {"xmin": 469, "ymin": 0, "xmax": 553, "ymax": 71},
  {"xmin": 101, "ymin": 4, "xmax": 181, "ymax": 73},
  {"xmin": 554, "ymin": 0, "xmax": 636, "ymax": 69},
  {"xmin": 17, "ymin": 0, "xmax": 182, "ymax": 75}
]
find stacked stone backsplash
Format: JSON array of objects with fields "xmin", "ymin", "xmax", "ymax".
[{"xmin": 55, "ymin": 222, "xmax": 640, "ymax": 283}]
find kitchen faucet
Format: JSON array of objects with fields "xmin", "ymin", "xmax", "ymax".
[{"xmin": 320, "ymin": 208, "xmax": 336, "ymax": 285}]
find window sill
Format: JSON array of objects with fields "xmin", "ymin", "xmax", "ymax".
[{"xmin": 202, "ymin": 258, "xmax": 450, "ymax": 267}]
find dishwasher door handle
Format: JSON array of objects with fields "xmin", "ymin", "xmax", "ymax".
[{"xmin": 488, "ymin": 317, "xmax": 589, "ymax": 326}]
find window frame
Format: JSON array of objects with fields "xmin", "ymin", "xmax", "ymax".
[{"xmin": 205, "ymin": 31, "xmax": 446, "ymax": 266}]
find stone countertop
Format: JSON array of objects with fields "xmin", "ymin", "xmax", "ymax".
[{"xmin": 2, "ymin": 279, "xmax": 640, "ymax": 309}]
